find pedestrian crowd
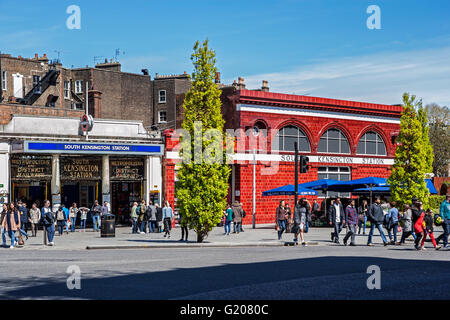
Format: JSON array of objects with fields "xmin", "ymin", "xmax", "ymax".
[{"xmin": 273, "ymin": 194, "xmax": 450, "ymax": 250}]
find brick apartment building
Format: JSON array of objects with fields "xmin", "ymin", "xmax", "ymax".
[{"xmin": 163, "ymin": 78, "xmax": 403, "ymax": 224}]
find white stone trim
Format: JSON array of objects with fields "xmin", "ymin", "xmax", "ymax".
[{"xmin": 236, "ymin": 104, "xmax": 401, "ymax": 124}]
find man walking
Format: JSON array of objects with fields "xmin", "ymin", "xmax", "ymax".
[
  {"xmin": 436, "ymin": 195, "xmax": 450, "ymax": 248},
  {"xmin": 387, "ymin": 201, "xmax": 400, "ymax": 245},
  {"xmin": 343, "ymin": 199, "xmax": 358, "ymax": 246},
  {"xmin": 40, "ymin": 200, "xmax": 55, "ymax": 246},
  {"xmin": 328, "ymin": 197, "xmax": 344, "ymax": 244},
  {"xmin": 367, "ymin": 196, "xmax": 388, "ymax": 246}
]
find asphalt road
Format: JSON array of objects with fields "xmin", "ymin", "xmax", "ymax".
[{"xmin": 1, "ymin": 244, "xmax": 449, "ymax": 300}]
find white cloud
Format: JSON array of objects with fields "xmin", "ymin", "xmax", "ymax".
[{"xmin": 239, "ymin": 47, "xmax": 450, "ymax": 106}]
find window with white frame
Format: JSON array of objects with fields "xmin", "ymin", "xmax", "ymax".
[
  {"xmin": 33, "ymin": 75, "xmax": 41, "ymax": 94},
  {"xmin": 158, "ymin": 111, "xmax": 167, "ymax": 123},
  {"xmin": 158, "ymin": 90, "xmax": 166, "ymax": 103},
  {"xmin": 64, "ymin": 81, "xmax": 71, "ymax": 99},
  {"xmin": 357, "ymin": 131, "xmax": 386, "ymax": 155},
  {"xmin": 272, "ymin": 125, "xmax": 311, "ymax": 152},
  {"xmin": 317, "ymin": 166, "xmax": 351, "ymax": 198},
  {"xmin": 75, "ymin": 80, "xmax": 83, "ymax": 94},
  {"xmin": 1, "ymin": 71, "xmax": 6, "ymax": 90},
  {"xmin": 318, "ymin": 129, "xmax": 350, "ymax": 154}
]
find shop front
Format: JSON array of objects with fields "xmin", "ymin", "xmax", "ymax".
[{"xmin": 10, "ymin": 140, "xmax": 163, "ymax": 216}]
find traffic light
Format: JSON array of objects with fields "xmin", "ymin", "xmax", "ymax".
[{"xmin": 300, "ymin": 155, "xmax": 309, "ymax": 173}]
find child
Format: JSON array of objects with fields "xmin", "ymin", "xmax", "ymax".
[{"xmin": 422, "ymin": 209, "xmax": 441, "ymax": 250}]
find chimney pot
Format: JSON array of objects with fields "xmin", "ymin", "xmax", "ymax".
[
  {"xmin": 35, "ymin": 53, "xmax": 38, "ymax": 58},
  {"xmin": 261, "ymin": 80, "xmax": 269, "ymax": 92},
  {"xmin": 238, "ymin": 77, "xmax": 244, "ymax": 84},
  {"xmin": 215, "ymin": 72, "xmax": 221, "ymax": 84},
  {"xmin": 43, "ymin": 53, "xmax": 47, "ymax": 58}
]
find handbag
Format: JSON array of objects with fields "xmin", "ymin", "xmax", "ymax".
[{"xmin": 18, "ymin": 234, "xmax": 25, "ymax": 246}]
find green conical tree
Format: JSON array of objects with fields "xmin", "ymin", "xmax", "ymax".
[
  {"xmin": 176, "ymin": 40, "xmax": 231, "ymax": 242},
  {"xmin": 388, "ymin": 93, "xmax": 430, "ymax": 209},
  {"xmin": 417, "ymin": 103, "xmax": 434, "ymax": 175}
]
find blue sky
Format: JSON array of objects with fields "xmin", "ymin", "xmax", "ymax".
[{"xmin": 1, "ymin": 0, "xmax": 449, "ymax": 106}]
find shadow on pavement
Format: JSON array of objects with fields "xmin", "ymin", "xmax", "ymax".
[{"xmin": 1, "ymin": 256, "xmax": 450, "ymax": 300}]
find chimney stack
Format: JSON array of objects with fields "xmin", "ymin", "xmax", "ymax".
[
  {"xmin": 215, "ymin": 72, "xmax": 221, "ymax": 84},
  {"xmin": 261, "ymin": 80, "xmax": 269, "ymax": 92},
  {"xmin": 237, "ymin": 77, "xmax": 245, "ymax": 90}
]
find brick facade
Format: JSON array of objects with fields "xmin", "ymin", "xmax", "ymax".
[{"xmin": 163, "ymin": 86, "xmax": 402, "ymax": 225}]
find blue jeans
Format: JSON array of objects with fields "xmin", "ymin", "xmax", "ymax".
[
  {"xmin": 19, "ymin": 227, "xmax": 29, "ymax": 239},
  {"xmin": 92, "ymin": 215, "xmax": 101, "ymax": 231},
  {"xmin": 140, "ymin": 220, "xmax": 148, "ymax": 233},
  {"xmin": 130, "ymin": 218, "xmax": 138, "ymax": 233},
  {"xmin": 437, "ymin": 218, "xmax": 450, "ymax": 246},
  {"xmin": 332, "ymin": 222, "xmax": 344, "ymax": 241},
  {"xmin": 57, "ymin": 224, "xmax": 64, "ymax": 235},
  {"xmin": 2, "ymin": 227, "xmax": 7, "ymax": 245},
  {"xmin": 7, "ymin": 230, "xmax": 16, "ymax": 246},
  {"xmin": 224, "ymin": 220, "xmax": 232, "ymax": 234},
  {"xmin": 388, "ymin": 223, "xmax": 399, "ymax": 242},
  {"xmin": 305, "ymin": 221, "xmax": 309, "ymax": 233},
  {"xmin": 277, "ymin": 220, "xmax": 286, "ymax": 239},
  {"xmin": 368, "ymin": 222, "xmax": 387, "ymax": 244},
  {"xmin": 71, "ymin": 217, "xmax": 76, "ymax": 232},
  {"xmin": 80, "ymin": 219, "xmax": 86, "ymax": 230},
  {"xmin": 46, "ymin": 225, "xmax": 55, "ymax": 243}
]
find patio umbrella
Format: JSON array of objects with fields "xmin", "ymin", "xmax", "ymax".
[
  {"xmin": 298, "ymin": 179, "xmax": 341, "ymax": 216},
  {"xmin": 262, "ymin": 184, "xmax": 317, "ymax": 211}
]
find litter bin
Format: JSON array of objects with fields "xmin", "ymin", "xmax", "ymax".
[{"xmin": 101, "ymin": 214, "xmax": 116, "ymax": 237}]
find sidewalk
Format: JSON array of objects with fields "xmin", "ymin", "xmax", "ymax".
[{"xmin": 2, "ymin": 223, "xmax": 445, "ymax": 250}]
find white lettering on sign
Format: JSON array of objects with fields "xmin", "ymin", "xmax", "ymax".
[
  {"xmin": 64, "ymin": 144, "xmax": 81, "ymax": 150},
  {"xmin": 317, "ymin": 156, "xmax": 353, "ymax": 164}
]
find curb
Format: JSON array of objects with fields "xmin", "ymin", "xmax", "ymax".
[{"xmin": 86, "ymin": 241, "xmax": 320, "ymax": 250}]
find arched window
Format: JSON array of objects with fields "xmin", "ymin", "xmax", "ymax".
[
  {"xmin": 318, "ymin": 129, "xmax": 350, "ymax": 154},
  {"xmin": 273, "ymin": 125, "xmax": 310, "ymax": 152},
  {"xmin": 357, "ymin": 131, "xmax": 386, "ymax": 155}
]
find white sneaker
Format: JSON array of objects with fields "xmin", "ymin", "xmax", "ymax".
[
  {"xmin": 302, "ymin": 242, "xmax": 307, "ymax": 247},
  {"xmin": 49, "ymin": 242, "xmax": 54, "ymax": 246},
  {"xmin": 140, "ymin": 232, "xmax": 145, "ymax": 234},
  {"xmin": 9, "ymin": 245, "xmax": 14, "ymax": 249}
]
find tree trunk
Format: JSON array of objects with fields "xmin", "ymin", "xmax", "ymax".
[{"xmin": 197, "ymin": 233, "xmax": 203, "ymax": 243}]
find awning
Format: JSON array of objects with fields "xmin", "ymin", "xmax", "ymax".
[{"xmin": 262, "ymin": 184, "xmax": 318, "ymax": 196}]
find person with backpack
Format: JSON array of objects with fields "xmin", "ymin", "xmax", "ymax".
[
  {"xmin": 421, "ymin": 209, "xmax": 441, "ymax": 250},
  {"xmin": 147, "ymin": 201, "xmax": 157, "ymax": 233},
  {"xmin": 56, "ymin": 206, "xmax": 67, "ymax": 236},
  {"xmin": 413, "ymin": 201, "xmax": 426, "ymax": 250},
  {"xmin": 130, "ymin": 202, "xmax": 138, "ymax": 234},
  {"xmin": 162, "ymin": 201, "xmax": 173, "ymax": 238},
  {"xmin": 155, "ymin": 203, "xmax": 163, "ymax": 233},
  {"xmin": 18, "ymin": 201, "xmax": 29, "ymax": 237},
  {"xmin": 232, "ymin": 201, "xmax": 244, "ymax": 235},
  {"xmin": 436, "ymin": 195, "xmax": 450, "ymax": 248},
  {"xmin": 343, "ymin": 199, "xmax": 358, "ymax": 246},
  {"xmin": 367, "ymin": 196, "xmax": 388, "ymax": 246},
  {"xmin": 40, "ymin": 200, "xmax": 55, "ymax": 246},
  {"xmin": 138, "ymin": 200, "xmax": 148, "ymax": 234},
  {"xmin": 357, "ymin": 200, "xmax": 369, "ymax": 235},
  {"xmin": 328, "ymin": 197, "xmax": 345, "ymax": 244},
  {"xmin": 224, "ymin": 204, "xmax": 233, "ymax": 236},
  {"xmin": 1, "ymin": 203, "xmax": 21, "ymax": 248},
  {"xmin": 386, "ymin": 201, "xmax": 400, "ymax": 245}
]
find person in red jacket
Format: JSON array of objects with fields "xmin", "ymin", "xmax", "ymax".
[
  {"xmin": 413, "ymin": 201, "xmax": 426, "ymax": 250},
  {"xmin": 421, "ymin": 209, "xmax": 441, "ymax": 250}
]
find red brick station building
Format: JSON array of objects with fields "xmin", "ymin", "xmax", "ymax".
[{"xmin": 163, "ymin": 86, "xmax": 402, "ymax": 225}]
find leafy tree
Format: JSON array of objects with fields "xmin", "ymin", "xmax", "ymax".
[
  {"xmin": 176, "ymin": 40, "xmax": 231, "ymax": 242},
  {"xmin": 426, "ymin": 103, "xmax": 449, "ymax": 177},
  {"xmin": 417, "ymin": 104, "xmax": 433, "ymax": 175},
  {"xmin": 388, "ymin": 93, "xmax": 431, "ymax": 209}
]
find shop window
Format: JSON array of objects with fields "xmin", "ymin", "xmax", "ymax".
[
  {"xmin": 272, "ymin": 125, "xmax": 310, "ymax": 152},
  {"xmin": 357, "ymin": 131, "xmax": 386, "ymax": 155},
  {"xmin": 317, "ymin": 166, "xmax": 351, "ymax": 198},
  {"xmin": 318, "ymin": 129, "xmax": 350, "ymax": 154}
]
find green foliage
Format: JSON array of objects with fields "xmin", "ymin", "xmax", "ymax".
[
  {"xmin": 417, "ymin": 104, "xmax": 434, "ymax": 174},
  {"xmin": 388, "ymin": 93, "xmax": 431, "ymax": 209},
  {"xmin": 176, "ymin": 39, "xmax": 231, "ymax": 242},
  {"xmin": 426, "ymin": 103, "xmax": 450, "ymax": 177},
  {"xmin": 429, "ymin": 195, "xmax": 446, "ymax": 212}
]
